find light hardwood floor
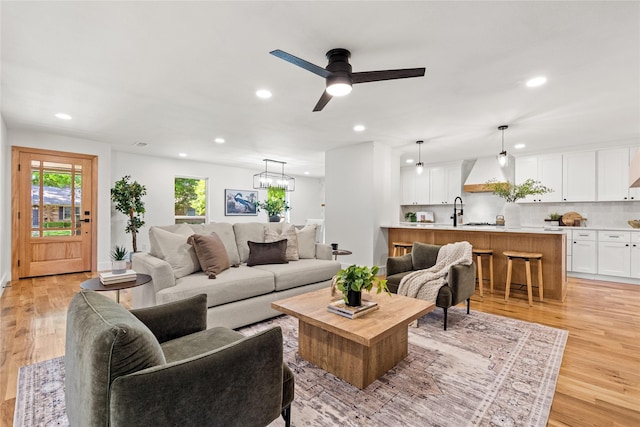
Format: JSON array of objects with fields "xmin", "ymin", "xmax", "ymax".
[{"xmin": 1, "ymin": 273, "xmax": 639, "ymax": 426}]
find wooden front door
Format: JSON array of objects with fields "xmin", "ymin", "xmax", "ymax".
[{"xmin": 12, "ymin": 147, "xmax": 97, "ymax": 278}]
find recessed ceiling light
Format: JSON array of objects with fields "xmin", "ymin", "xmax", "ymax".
[
  {"xmin": 256, "ymin": 89, "xmax": 272, "ymax": 99},
  {"xmin": 353, "ymin": 124, "xmax": 365, "ymax": 132},
  {"xmin": 514, "ymin": 143, "xmax": 526, "ymax": 149},
  {"xmin": 133, "ymin": 141, "xmax": 148, "ymax": 147},
  {"xmin": 55, "ymin": 113, "xmax": 72, "ymax": 120},
  {"xmin": 214, "ymin": 138, "xmax": 225, "ymax": 144},
  {"xmin": 178, "ymin": 153, "xmax": 187, "ymax": 157},
  {"xmin": 406, "ymin": 158, "xmax": 414, "ymax": 164},
  {"xmin": 526, "ymin": 76, "xmax": 547, "ymax": 87},
  {"xmin": 304, "ymin": 171, "xmax": 310, "ymax": 175}
]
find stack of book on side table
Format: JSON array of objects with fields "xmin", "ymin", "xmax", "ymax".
[
  {"xmin": 99, "ymin": 270, "xmax": 137, "ymax": 285},
  {"xmin": 327, "ymin": 299, "xmax": 379, "ymax": 319}
]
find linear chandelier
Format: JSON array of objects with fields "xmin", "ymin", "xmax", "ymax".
[{"xmin": 253, "ymin": 159, "xmax": 295, "ymax": 191}]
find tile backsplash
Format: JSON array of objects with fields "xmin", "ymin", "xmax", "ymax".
[{"xmin": 401, "ymin": 195, "xmax": 640, "ymax": 229}]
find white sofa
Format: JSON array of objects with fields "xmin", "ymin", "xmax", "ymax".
[{"xmin": 132, "ymin": 222, "xmax": 341, "ymax": 329}]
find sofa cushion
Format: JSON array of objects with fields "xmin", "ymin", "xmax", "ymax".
[
  {"xmin": 265, "ymin": 224, "xmax": 299, "ymax": 261},
  {"xmin": 201, "ymin": 223, "xmax": 241, "ymax": 266},
  {"xmin": 253, "ymin": 259, "xmax": 341, "ymax": 292},
  {"xmin": 157, "ymin": 266, "xmax": 275, "ymax": 307},
  {"xmin": 246, "ymin": 240, "xmax": 289, "ymax": 267},
  {"xmin": 234, "ymin": 223, "xmax": 267, "ymax": 263},
  {"xmin": 187, "ymin": 233, "xmax": 230, "ymax": 279},
  {"xmin": 161, "ymin": 326, "xmax": 245, "ymax": 363},
  {"xmin": 149, "ymin": 225, "xmax": 201, "ymax": 279},
  {"xmin": 296, "ymin": 224, "xmax": 317, "ymax": 259}
]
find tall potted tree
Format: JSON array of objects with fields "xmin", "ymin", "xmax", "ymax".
[{"xmin": 111, "ymin": 175, "xmax": 147, "ymax": 252}]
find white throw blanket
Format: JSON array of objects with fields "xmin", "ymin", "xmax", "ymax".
[{"xmin": 398, "ymin": 241, "xmax": 473, "ymax": 303}]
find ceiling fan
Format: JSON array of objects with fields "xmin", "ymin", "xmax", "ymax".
[{"xmin": 270, "ymin": 48, "xmax": 426, "ymax": 112}]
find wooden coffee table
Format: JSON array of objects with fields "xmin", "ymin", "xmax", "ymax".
[{"xmin": 272, "ymin": 287, "xmax": 434, "ymax": 389}]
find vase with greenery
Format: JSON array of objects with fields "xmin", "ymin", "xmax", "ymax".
[
  {"xmin": 486, "ymin": 179, "xmax": 552, "ymax": 228},
  {"xmin": 334, "ymin": 265, "xmax": 389, "ymax": 307},
  {"xmin": 404, "ymin": 212, "xmax": 417, "ymax": 223},
  {"xmin": 110, "ymin": 245, "xmax": 128, "ymax": 274},
  {"xmin": 110, "ymin": 175, "xmax": 147, "ymax": 252},
  {"xmin": 485, "ymin": 178, "xmax": 552, "ymax": 203},
  {"xmin": 258, "ymin": 187, "xmax": 290, "ymax": 222}
]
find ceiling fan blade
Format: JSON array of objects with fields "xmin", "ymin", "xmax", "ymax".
[
  {"xmin": 352, "ymin": 68, "xmax": 426, "ymax": 84},
  {"xmin": 313, "ymin": 91, "xmax": 333, "ymax": 112},
  {"xmin": 270, "ymin": 49, "xmax": 332, "ymax": 78}
]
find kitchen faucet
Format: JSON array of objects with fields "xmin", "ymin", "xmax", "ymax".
[{"xmin": 452, "ymin": 196, "xmax": 463, "ymax": 227}]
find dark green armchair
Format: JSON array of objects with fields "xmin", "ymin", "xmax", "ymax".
[
  {"xmin": 65, "ymin": 290, "xmax": 293, "ymax": 427},
  {"xmin": 386, "ymin": 241, "xmax": 476, "ymax": 330}
]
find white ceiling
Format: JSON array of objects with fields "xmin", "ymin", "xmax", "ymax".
[{"xmin": 2, "ymin": 1, "xmax": 639, "ymax": 178}]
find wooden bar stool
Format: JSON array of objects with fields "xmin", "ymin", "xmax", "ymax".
[
  {"xmin": 472, "ymin": 248, "xmax": 494, "ymax": 296},
  {"xmin": 392, "ymin": 242, "xmax": 413, "ymax": 257},
  {"xmin": 503, "ymin": 251, "xmax": 544, "ymax": 306}
]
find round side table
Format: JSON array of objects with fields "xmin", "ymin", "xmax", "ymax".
[
  {"xmin": 81, "ymin": 273, "xmax": 151, "ymax": 304},
  {"xmin": 332, "ymin": 249, "xmax": 352, "ymax": 260}
]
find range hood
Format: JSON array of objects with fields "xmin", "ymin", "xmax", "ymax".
[{"xmin": 463, "ymin": 156, "xmax": 515, "ymax": 192}]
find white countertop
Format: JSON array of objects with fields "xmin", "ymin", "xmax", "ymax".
[{"xmin": 382, "ymin": 223, "xmax": 640, "ymax": 234}]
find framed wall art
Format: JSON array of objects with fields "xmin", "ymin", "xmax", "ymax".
[{"xmin": 225, "ymin": 189, "xmax": 258, "ymax": 216}]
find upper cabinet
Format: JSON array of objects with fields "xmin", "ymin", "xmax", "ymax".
[
  {"xmin": 400, "ymin": 167, "xmax": 429, "ymax": 205},
  {"xmin": 515, "ymin": 154, "xmax": 563, "ymax": 203},
  {"xmin": 429, "ymin": 162, "xmax": 462, "ymax": 204},
  {"xmin": 597, "ymin": 147, "xmax": 640, "ymax": 201},
  {"xmin": 563, "ymin": 151, "xmax": 596, "ymax": 202}
]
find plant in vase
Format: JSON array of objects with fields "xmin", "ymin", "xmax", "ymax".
[
  {"xmin": 110, "ymin": 175, "xmax": 147, "ymax": 252},
  {"xmin": 334, "ymin": 264, "xmax": 389, "ymax": 307},
  {"xmin": 404, "ymin": 212, "xmax": 417, "ymax": 223},
  {"xmin": 257, "ymin": 187, "xmax": 290, "ymax": 222},
  {"xmin": 486, "ymin": 179, "xmax": 552, "ymax": 228},
  {"xmin": 110, "ymin": 245, "xmax": 128, "ymax": 274}
]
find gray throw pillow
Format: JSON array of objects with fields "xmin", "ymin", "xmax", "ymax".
[
  {"xmin": 187, "ymin": 233, "xmax": 231, "ymax": 279},
  {"xmin": 296, "ymin": 224, "xmax": 317, "ymax": 259},
  {"xmin": 246, "ymin": 240, "xmax": 289, "ymax": 266}
]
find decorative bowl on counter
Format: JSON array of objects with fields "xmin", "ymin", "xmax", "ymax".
[{"xmin": 628, "ymin": 220, "xmax": 640, "ymax": 229}]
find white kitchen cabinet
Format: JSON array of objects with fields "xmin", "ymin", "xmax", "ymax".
[
  {"xmin": 597, "ymin": 147, "xmax": 640, "ymax": 201},
  {"xmin": 597, "ymin": 231, "xmax": 631, "ymax": 277},
  {"xmin": 571, "ymin": 229, "xmax": 597, "ymax": 274},
  {"xmin": 429, "ymin": 162, "xmax": 462, "ymax": 204},
  {"xmin": 401, "ymin": 167, "xmax": 429, "ymax": 205},
  {"xmin": 565, "ymin": 229, "xmax": 572, "ymax": 272},
  {"xmin": 631, "ymin": 233, "xmax": 640, "ymax": 279},
  {"xmin": 563, "ymin": 151, "xmax": 596, "ymax": 201},
  {"xmin": 515, "ymin": 154, "xmax": 563, "ymax": 202}
]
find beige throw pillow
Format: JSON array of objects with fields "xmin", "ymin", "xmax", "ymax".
[
  {"xmin": 264, "ymin": 224, "xmax": 299, "ymax": 261},
  {"xmin": 148, "ymin": 226, "xmax": 200, "ymax": 279},
  {"xmin": 296, "ymin": 224, "xmax": 317, "ymax": 259},
  {"xmin": 187, "ymin": 232, "xmax": 231, "ymax": 279}
]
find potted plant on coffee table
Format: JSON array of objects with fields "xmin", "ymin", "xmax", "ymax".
[
  {"xmin": 110, "ymin": 245, "xmax": 128, "ymax": 274},
  {"xmin": 334, "ymin": 264, "xmax": 389, "ymax": 307}
]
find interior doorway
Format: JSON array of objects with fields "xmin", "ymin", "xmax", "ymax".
[{"xmin": 11, "ymin": 146, "xmax": 98, "ymax": 278}]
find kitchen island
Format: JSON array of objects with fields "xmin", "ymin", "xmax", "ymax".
[{"xmin": 384, "ymin": 225, "xmax": 567, "ymax": 302}]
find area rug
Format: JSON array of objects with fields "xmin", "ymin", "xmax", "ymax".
[{"xmin": 14, "ymin": 307, "xmax": 567, "ymax": 427}]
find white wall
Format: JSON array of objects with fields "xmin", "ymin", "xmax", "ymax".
[
  {"xmin": 111, "ymin": 150, "xmax": 324, "ymax": 257},
  {"xmin": 0, "ymin": 116, "xmax": 8, "ymax": 294},
  {"xmin": 325, "ymin": 141, "xmax": 398, "ymax": 269},
  {"xmin": 7, "ymin": 129, "xmax": 113, "ymax": 274}
]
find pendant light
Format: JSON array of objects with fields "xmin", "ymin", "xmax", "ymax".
[
  {"xmin": 497, "ymin": 125, "xmax": 509, "ymax": 167},
  {"xmin": 415, "ymin": 140, "xmax": 424, "ymax": 175},
  {"xmin": 253, "ymin": 159, "xmax": 295, "ymax": 191}
]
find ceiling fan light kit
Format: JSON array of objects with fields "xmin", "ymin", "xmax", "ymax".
[
  {"xmin": 497, "ymin": 125, "xmax": 509, "ymax": 167},
  {"xmin": 270, "ymin": 48, "xmax": 425, "ymax": 111}
]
